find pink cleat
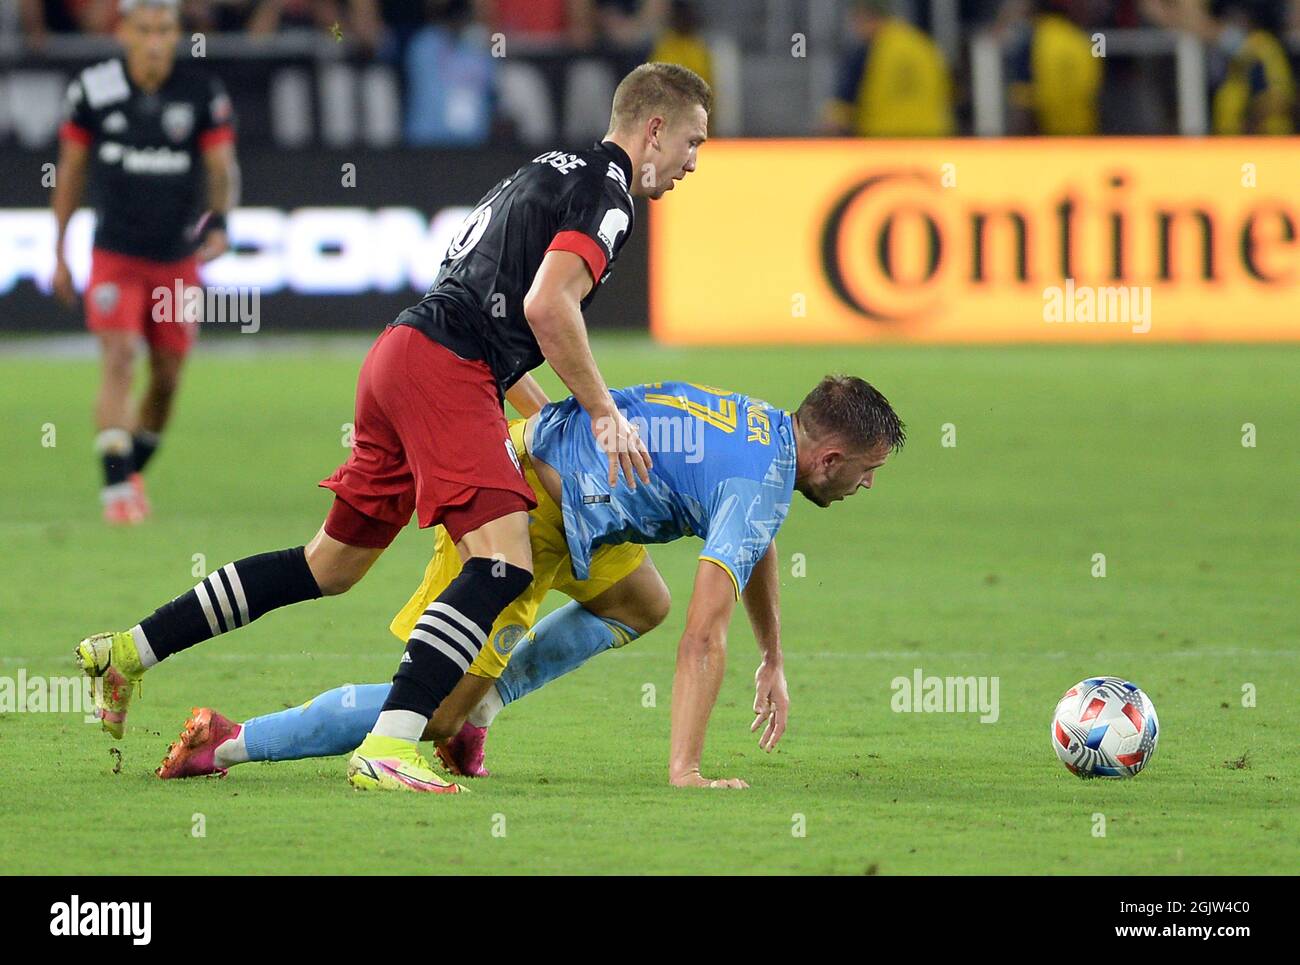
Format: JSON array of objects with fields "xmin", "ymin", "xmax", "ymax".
[
  {"xmin": 157, "ymin": 707, "xmax": 240, "ymax": 779},
  {"xmin": 436, "ymin": 721, "xmax": 491, "ymax": 778},
  {"xmin": 128, "ymin": 472, "xmax": 152, "ymax": 518},
  {"xmin": 103, "ymin": 492, "xmax": 146, "ymax": 526}
]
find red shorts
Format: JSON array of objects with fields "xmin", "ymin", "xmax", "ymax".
[
  {"xmin": 320, "ymin": 324, "xmax": 537, "ymax": 548},
  {"xmin": 85, "ymin": 247, "xmax": 201, "ymax": 356}
]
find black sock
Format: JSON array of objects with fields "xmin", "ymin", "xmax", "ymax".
[
  {"xmin": 382, "ymin": 557, "xmax": 532, "ymax": 719},
  {"xmin": 101, "ymin": 451, "xmax": 133, "ymax": 487},
  {"xmin": 132, "ymin": 430, "xmax": 161, "ymax": 473},
  {"xmin": 138, "ymin": 546, "xmax": 323, "ymax": 663},
  {"xmin": 95, "ymin": 428, "xmax": 135, "ymax": 489}
]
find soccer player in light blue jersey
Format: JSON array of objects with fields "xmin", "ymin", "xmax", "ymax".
[{"xmin": 158, "ymin": 376, "xmax": 905, "ymax": 789}]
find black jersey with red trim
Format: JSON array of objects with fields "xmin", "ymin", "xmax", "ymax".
[
  {"xmin": 394, "ymin": 140, "xmax": 637, "ymax": 392},
  {"xmin": 60, "ymin": 58, "xmax": 235, "ymax": 262}
]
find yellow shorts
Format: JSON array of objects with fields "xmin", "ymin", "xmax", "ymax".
[{"xmin": 389, "ymin": 419, "xmax": 646, "ymax": 679}]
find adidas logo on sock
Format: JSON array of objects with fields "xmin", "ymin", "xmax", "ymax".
[{"xmin": 401, "ymin": 652, "xmax": 412, "ymax": 664}]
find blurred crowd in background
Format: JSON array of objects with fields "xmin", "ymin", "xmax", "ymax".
[
  {"xmin": 15, "ymin": 1, "xmax": 707, "ymax": 55},
  {"xmin": 2, "ymin": 0, "xmax": 1298, "ymax": 144}
]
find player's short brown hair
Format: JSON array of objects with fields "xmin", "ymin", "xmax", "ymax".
[
  {"xmin": 609, "ymin": 62, "xmax": 713, "ymax": 131},
  {"xmin": 795, "ymin": 375, "xmax": 906, "ymax": 453}
]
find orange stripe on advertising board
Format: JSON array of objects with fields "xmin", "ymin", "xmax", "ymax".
[{"xmin": 649, "ymin": 139, "xmax": 1300, "ymax": 343}]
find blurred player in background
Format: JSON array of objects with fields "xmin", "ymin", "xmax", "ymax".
[
  {"xmin": 1142, "ymin": 0, "xmax": 1295, "ymax": 134},
  {"xmin": 999, "ymin": 0, "xmax": 1104, "ymax": 136},
  {"xmin": 50, "ymin": 0, "xmax": 238, "ymax": 524},
  {"xmin": 156, "ymin": 376, "xmax": 906, "ymax": 791},
  {"xmin": 648, "ymin": 1, "xmax": 713, "ymax": 89},
  {"xmin": 819, "ymin": 0, "xmax": 954, "ymax": 137}
]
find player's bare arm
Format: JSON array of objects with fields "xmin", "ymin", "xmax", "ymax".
[
  {"xmin": 743, "ymin": 539, "xmax": 788, "ymax": 752},
  {"xmin": 197, "ymin": 141, "xmax": 235, "ymax": 263},
  {"xmin": 669, "ymin": 559, "xmax": 748, "ymax": 789},
  {"xmin": 504, "ymin": 372, "xmax": 551, "ymax": 418},
  {"xmin": 524, "ymin": 249, "xmax": 651, "ymax": 489},
  {"xmin": 421, "ymin": 671, "xmax": 497, "ymax": 744},
  {"xmin": 51, "ymin": 137, "xmax": 89, "ymax": 307}
]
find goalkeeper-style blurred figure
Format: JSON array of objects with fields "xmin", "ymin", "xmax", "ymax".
[{"xmin": 50, "ymin": 0, "xmax": 238, "ymax": 524}]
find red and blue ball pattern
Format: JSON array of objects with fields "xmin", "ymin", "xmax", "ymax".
[{"xmin": 1052, "ymin": 677, "xmax": 1159, "ymax": 778}]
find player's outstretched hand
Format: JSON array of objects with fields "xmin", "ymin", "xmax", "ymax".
[
  {"xmin": 670, "ymin": 770, "xmax": 749, "ymax": 789},
  {"xmin": 52, "ymin": 257, "xmax": 77, "ymax": 307},
  {"xmin": 593, "ymin": 410, "xmax": 652, "ymax": 490},
  {"xmin": 752, "ymin": 659, "xmax": 789, "ymax": 752}
]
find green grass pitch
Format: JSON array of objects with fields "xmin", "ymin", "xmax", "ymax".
[{"xmin": 1, "ymin": 337, "xmax": 1296, "ymax": 874}]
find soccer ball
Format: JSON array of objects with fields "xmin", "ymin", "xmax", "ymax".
[{"xmin": 1051, "ymin": 677, "xmax": 1159, "ymax": 778}]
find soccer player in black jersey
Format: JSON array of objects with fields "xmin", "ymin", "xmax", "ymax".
[
  {"xmin": 51, "ymin": 0, "xmax": 237, "ymax": 524},
  {"xmin": 77, "ymin": 62, "xmax": 712, "ymax": 793}
]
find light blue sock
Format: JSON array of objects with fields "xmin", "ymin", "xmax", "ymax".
[
  {"xmin": 495, "ymin": 601, "xmax": 640, "ymax": 707},
  {"xmin": 243, "ymin": 683, "xmax": 390, "ymax": 761}
]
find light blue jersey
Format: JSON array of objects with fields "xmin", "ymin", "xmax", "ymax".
[{"xmin": 530, "ymin": 382, "xmax": 797, "ymax": 597}]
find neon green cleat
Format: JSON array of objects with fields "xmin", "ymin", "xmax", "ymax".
[
  {"xmin": 347, "ymin": 734, "xmax": 466, "ymax": 794},
  {"xmin": 74, "ymin": 631, "xmax": 145, "ymax": 739}
]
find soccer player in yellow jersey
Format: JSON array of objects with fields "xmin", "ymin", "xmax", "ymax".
[
  {"xmin": 820, "ymin": 0, "xmax": 954, "ymax": 137},
  {"xmin": 1005, "ymin": 1, "xmax": 1104, "ymax": 136},
  {"xmin": 1142, "ymin": 0, "xmax": 1294, "ymax": 134},
  {"xmin": 649, "ymin": 1, "xmax": 714, "ymax": 93}
]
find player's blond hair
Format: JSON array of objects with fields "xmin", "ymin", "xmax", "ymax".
[{"xmin": 608, "ymin": 63, "xmax": 713, "ymax": 132}]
